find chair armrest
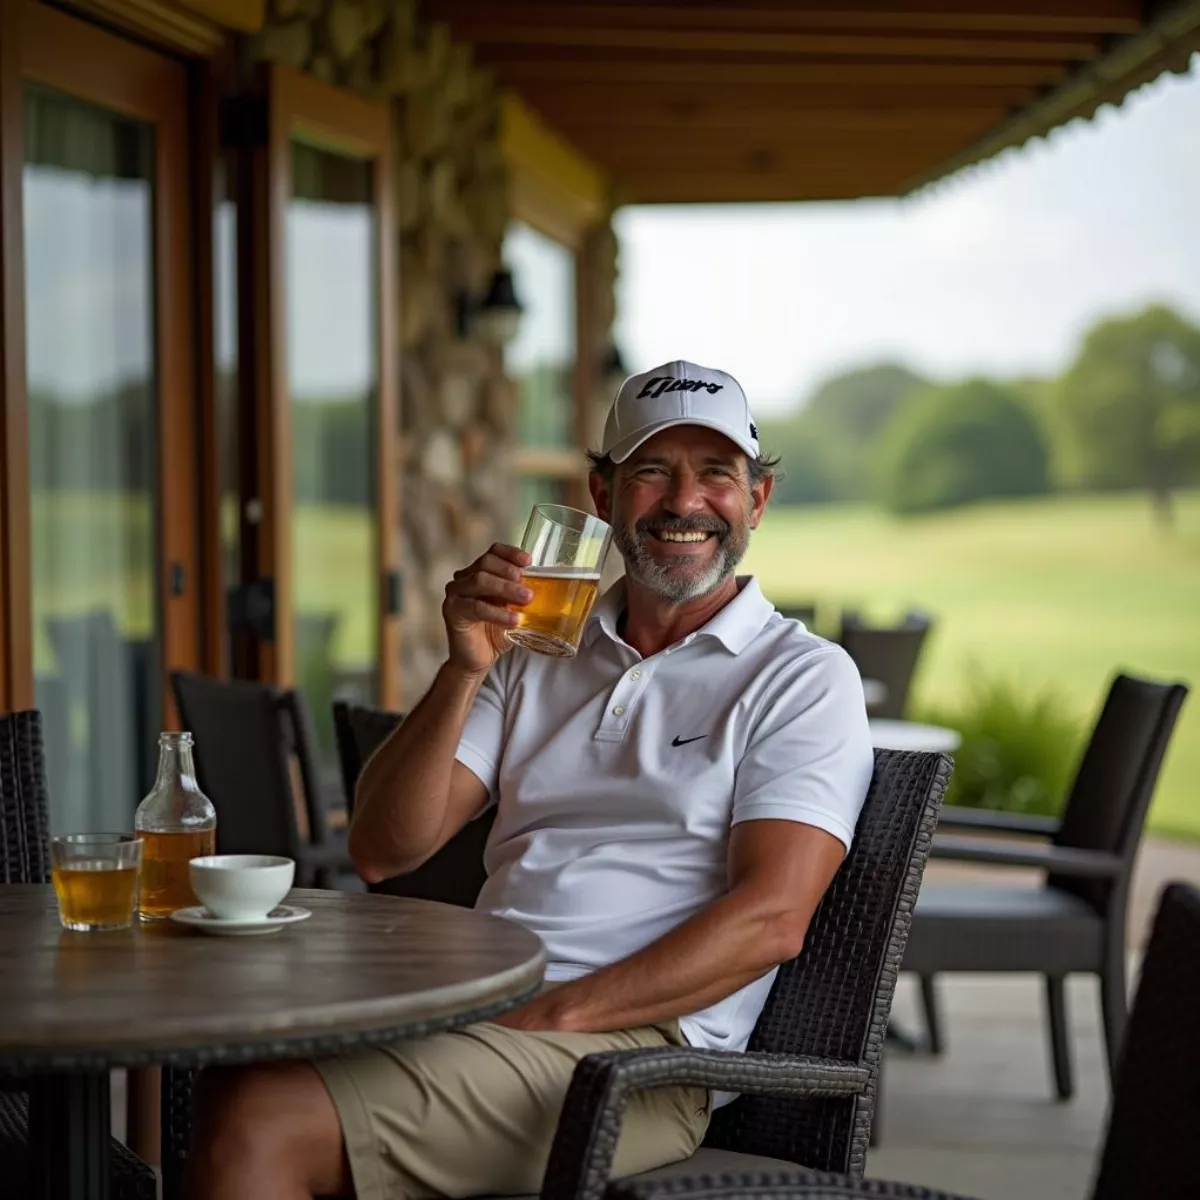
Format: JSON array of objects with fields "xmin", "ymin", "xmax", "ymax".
[
  {"xmin": 930, "ymin": 837, "xmax": 1123, "ymax": 878},
  {"xmin": 936, "ymin": 806, "xmax": 1060, "ymax": 838},
  {"xmin": 541, "ymin": 1047, "xmax": 869, "ymax": 1200},
  {"xmin": 607, "ymin": 1169, "xmax": 982, "ymax": 1200}
]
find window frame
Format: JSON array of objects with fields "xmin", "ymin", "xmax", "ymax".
[
  {"xmin": 0, "ymin": 0, "xmax": 201, "ymax": 713},
  {"xmin": 248, "ymin": 64, "xmax": 401, "ymax": 707}
]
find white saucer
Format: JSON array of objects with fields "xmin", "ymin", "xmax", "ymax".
[{"xmin": 170, "ymin": 904, "xmax": 312, "ymax": 936}]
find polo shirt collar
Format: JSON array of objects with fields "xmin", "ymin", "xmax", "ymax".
[{"xmin": 587, "ymin": 575, "xmax": 774, "ymax": 656}]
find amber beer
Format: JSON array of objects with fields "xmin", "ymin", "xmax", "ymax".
[
  {"xmin": 509, "ymin": 567, "xmax": 601, "ymax": 656},
  {"xmin": 138, "ymin": 828, "xmax": 216, "ymax": 920},
  {"xmin": 53, "ymin": 862, "xmax": 139, "ymax": 931},
  {"xmin": 506, "ymin": 504, "xmax": 612, "ymax": 658},
  {"xmin": 50, "ymin": 834, "xmax": 142, "ymax": 931}
]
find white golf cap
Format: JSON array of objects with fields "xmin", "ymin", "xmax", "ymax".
[{"xmin": 600, "ymin": 360, "xmax": 760, "ymax": 463}]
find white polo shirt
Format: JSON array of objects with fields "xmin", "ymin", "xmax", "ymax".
[{"xmin": 455, "ymin": 575, "xmax": 873, "ymax": 1066}]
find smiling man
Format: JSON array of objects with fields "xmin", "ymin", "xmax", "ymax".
[{"xmin": 186, "ymin": 361, "xmax": 874, "ymax": 1200}]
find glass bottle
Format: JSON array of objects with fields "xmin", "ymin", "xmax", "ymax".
[{"xmin": 134, "ymin": 732, "xmax": 216, "ymax": 920}]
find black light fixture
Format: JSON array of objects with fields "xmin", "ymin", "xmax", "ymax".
[
  {"xmin": 456, "ymin": 267, "xmax": 524, "ymax": 345},
  {"xmin": 602, "ymin": 341, "xmax": 629, "ymax": 397}
]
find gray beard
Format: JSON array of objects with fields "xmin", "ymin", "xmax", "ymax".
[{"xmin": 613, "ymin": 513, "xmax": 750, "ymax": 605}]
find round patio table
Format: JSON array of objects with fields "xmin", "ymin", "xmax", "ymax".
[
  {"xmin": 0, "ymin": 886, "xmax": 546, "ymax": 1200},
  {"xmin": 869, "ymin": 717, "xmax": 961, "ymax": 753}
]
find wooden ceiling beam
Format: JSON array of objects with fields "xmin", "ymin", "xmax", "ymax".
[
  {"xmin": 538, "ymin": 105, "xmax": 1009, "ymax": 131},
  {"xmin": 623, "ymin": 173, "xmax": 913, "ymax": 203},
  {"xmin": 565, "ymin": 127, "xmax": 984, "ymax": 150},
  {"xmin": 514, "ymin": 82, "xmax": 1042, "ymax": 112},
  {"xmin": 453, "ymin": 25, "xmax": 1102, "ymax": 61},
  {"xmin": 425, "ymin": 1, "xmax": 1142, "ymax": 37},
  {"xmin": 484, "ymin": 58, "xmax": 1069, "ymax": 86},
  {"xmin": 584, "ymin": 142, "xmax": 974, "ymax": 172}
]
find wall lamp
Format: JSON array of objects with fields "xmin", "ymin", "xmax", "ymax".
[
  {"xmin": 602, "ymin": 341, "xmax": 629, "ymax": 397},
  {"xmin": 456, "ymin": 268, "xmax": 524, "ymax": 345}
]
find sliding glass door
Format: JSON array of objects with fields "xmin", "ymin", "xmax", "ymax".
[
  {"xmin": 250, "ymin": 67, "xmax": 399, "ymax": 774},
  {"xmin": 6, "ymin": 4, "xmax": 200, "ymax": 830}
]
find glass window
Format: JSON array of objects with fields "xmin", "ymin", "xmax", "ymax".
[
  {"xmin": 287, "ymin": 140, "xmax": 378, "ymax": 766},
  {"xmin": 23, "ymin": 85, "xmax": 161, "ymax": 831},
  {"xmin": 215, "ymin": 164, "xmax": 239, "ymax": 674},
  {"xmin": 503, "ymin": 222, "xmax": 576, "ymax": 449}
]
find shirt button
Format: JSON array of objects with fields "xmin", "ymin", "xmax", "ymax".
[
  {"xmin": 612, "ymin": 705, "xmax": 626, "ymax": 717},
  {"xmin": 630, "ymin": 670, "xmax": 641, "ymax": 680}
]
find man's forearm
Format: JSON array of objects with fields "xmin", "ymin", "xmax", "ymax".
[
  {"xmin": 348, "ymin": 663, "xmax": 484, "ymax": 876},
  {"xmin": 513, "ymin": 884, "xmax": 805, "ymax": 1035}
]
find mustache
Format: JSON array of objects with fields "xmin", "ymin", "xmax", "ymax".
[{"xmin": 636, "ymin": 516, "xmax": 729, "ymax": 536}]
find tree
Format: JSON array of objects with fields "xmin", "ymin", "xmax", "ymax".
[
  {"xmin": 805, "ymin": 362, "xmax": 929, "ymax": 442},
  {"xmin": 756, "ymin": 362, "xmax": 929, "ymax": 504},
  {"xmin": 876, "ymin": 379, "xmax": 1050, "ymax": 515},
  {"xmin": 1053, "ymin": 304, "xmax": 1200, "ymax": 527},
  {"xmin": 755, "ymin": 419, "xmax": 836, "ymax": 505}
]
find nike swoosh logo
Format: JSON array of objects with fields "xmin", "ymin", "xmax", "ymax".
[{"xmin": 671, "ymin": 735, "xmax": 708, "ymax": 747}]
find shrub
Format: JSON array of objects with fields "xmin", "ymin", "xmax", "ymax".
[
  {"xmin": 917, "ymin": 668, "xmax": 1087, "ymax": 817},
  {"xmin": 875, "ymin": 378, "xmax": 1050, "ymax": 515}
]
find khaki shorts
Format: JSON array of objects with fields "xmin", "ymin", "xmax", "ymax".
[{"xmin": 311, "ymin": 1016, "xmax": 711, "ymax": 1200}]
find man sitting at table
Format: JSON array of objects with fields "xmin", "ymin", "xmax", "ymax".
[{"xmin": 187, "ymin": 361, "xmax": 873, "ymax": 1200}]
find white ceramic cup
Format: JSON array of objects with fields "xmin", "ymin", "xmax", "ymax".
[{"xmin": 188, "ymin": 854, "xmax": 295, "ymax": 921}]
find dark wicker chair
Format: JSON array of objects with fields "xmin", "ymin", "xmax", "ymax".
[
  {"xmin": 331, "ymin": 698, "xmax": 494, "ymax": 907},
  {"xmin": 601, "ymin": 881, "xmax": 1200, "ymax": 1200},
  {"xmin": 607, "ymin": 1175, "xmax": 977, "ymax": 1200},
  {"xmin": 331, "ymin": 697, "xmax": 403, "ymax": 821},
  {"xmin": 536, "ymin": 749, "xmax": 951, "ymax": 1200},
  {"xmin": 169, "ymin": 671, "xmax": 353, "ymax": 888},
  {"xmin": 903, "ymin": 673, "xmax": 1188, "ymax": 1098},
  {"xmin": 837, "ymin": 612, "xmax": 932, "ymax": 720},
  {"xmin": 0, "ymin": 709, "xmax": 157, "ymax": 1200},
  {"xmin": 161, "ymin": 744, "xmax": 947, "ymax": 1198}
]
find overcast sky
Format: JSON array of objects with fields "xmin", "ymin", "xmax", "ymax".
[{"xmin": 614, "ymin": 54, "xmax": 1200, "ymax": 416}]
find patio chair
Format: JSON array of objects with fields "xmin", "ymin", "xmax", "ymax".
[
  {"xmin": 331, "ymin": 697, "xmax": 403, "ymax": 820},
  {"xmin": 837, "ymin": 612, "xmax": 932, "ymax": 720},
  {"xmin": 537, "ymin": 749, "xmax": 950, "ymax": 1199},
  {"xmin": 160, "ymin": 747, "xmax": 948, "ymax": 1198},
  {"xmin": 169, "ymin": 672, "xmax": 353, "ymax": 889},
  {"xmin": 902, "ymin": 672, "xmax": 1188, "ymax": 1099},
  {"xmin": 331, "ymin": 698, "xmax": 493, "ymax": 907},
  {"xmin": 0, "ymin": 708, "xmax": 157, "ymax": 1200},
  {"xmin": 601, "ymin": 881, "xmax": 1200, "ymax": 1200}
]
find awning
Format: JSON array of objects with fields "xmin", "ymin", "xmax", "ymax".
[{"xmin": 426, "ymin": 0, "xmax": 1200, "ymax": 203}]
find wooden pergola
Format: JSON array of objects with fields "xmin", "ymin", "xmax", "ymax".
[{"xmin": 426, "ymin": 0, "xmax": 1200, "ymax": 203}]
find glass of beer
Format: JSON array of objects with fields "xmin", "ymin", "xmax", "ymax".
[
  {"xmin": 50, "ymin": 833, "xmax": 142, "ymax": 932},
  {"xmin": 506, "ymin": 504, "xmax": 611, "ymax": 657}
]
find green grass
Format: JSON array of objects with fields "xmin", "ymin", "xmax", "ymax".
[
  {"xmin": 292, "ymin": 502, "xmax": 377, "ymax": 668},
  {"xmin": 744, "ymin": 490, "xmax": 1200, "ymax": 840}
]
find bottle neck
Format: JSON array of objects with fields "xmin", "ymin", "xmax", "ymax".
[{"xmin": 155, "ymin": 738, "xmax": 198, "ymax": 790}]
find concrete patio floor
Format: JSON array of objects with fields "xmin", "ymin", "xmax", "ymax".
[{"xmin": 867, "ymin": 834, "xmax": 1200, "ymax": 1200}]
